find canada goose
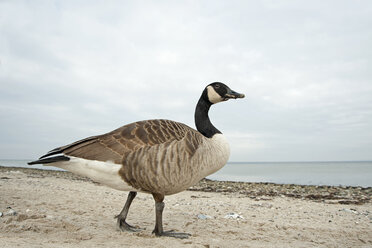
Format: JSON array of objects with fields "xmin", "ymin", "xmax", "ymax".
[{"xmin": 28, "ymin": 82, "xmax": 244, "ymax": 239}]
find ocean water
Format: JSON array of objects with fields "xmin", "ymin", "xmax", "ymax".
[
  {"xmin": 1, "ymin": 160, "xmax": 371, "ymax": 187},
  {"xmin": 208, "ymin": 161, "xmax": 372, "ymax": 187}
]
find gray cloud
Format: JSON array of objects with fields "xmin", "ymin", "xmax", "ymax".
[{"xmin": 1, "ymin": 0, "xmax": 371, "ymax": 161}]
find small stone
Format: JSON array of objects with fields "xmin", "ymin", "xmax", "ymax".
[
  {"xmin": 341, "ymin": 208, "xmax": 359, "ymax": 214},
  {"xmin": 224, "ymin": 213, "xmax": 244, "ymax": 220},
  {"xmin": 197, "ymin": 214, "xmax": 212, "ymax": 220},
  {"xmin": 0, "ymin": 212, "xmax": 3, "ymax": 217},
  {"xmin": 5, "ymin": 208, "xmax": 17, "ymax": 216}
]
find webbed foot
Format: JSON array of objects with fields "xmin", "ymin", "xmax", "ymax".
[
  {"xmin": 153, "ymin": 229, "xmax": 191, "ymax": 239},
  {"xmin": 116, "ymin": 216, "xmax": 142, "ymax": 232}
]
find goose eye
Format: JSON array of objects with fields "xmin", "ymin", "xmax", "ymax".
[{"xmin": 215, "ymin": 85, "xmax": 220, "ymax": 89}]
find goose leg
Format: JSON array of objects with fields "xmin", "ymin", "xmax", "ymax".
[
  {"xmin": 115, "ymin": 191, "xmax": 142, "ymax": 232},
  {"xmin": 152, "ymin": 193, "xmax": 191, "ymax": 239}
]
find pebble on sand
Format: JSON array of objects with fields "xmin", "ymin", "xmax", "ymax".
[
  {"xmin": 2, "ymin": 207, "xmax": 17, "ymax": 216},
  {"xmin": 224, "ymin": 213, "xmax": 244, "ymax": 220},
  {"xmin": 197, "ymin": 214, "xmax": 212, "ymax": 220}
]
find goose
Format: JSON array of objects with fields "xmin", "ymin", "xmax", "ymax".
[{"xmin": 28, "ymin": 82, "xmax": 244, "ymax": 239}]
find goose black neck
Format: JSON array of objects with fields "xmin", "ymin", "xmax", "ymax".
[{"xmin": 194, "ymin": 91, "xmax": 221, "ymax": 138}]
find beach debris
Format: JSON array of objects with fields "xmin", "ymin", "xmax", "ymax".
[
  {"xmin": 197, "ymin": 214, "xmax": 212, "ymax": 220},
  {"xmin": 224, "ymin": 213, "xmax": 244, "ymax": 220},
  {"xmin": 0, "ymin": 212, "xmax": 3, "ymax": 217},
  {"xmin": 340, "ymin": 208, "xmax": 359, "ymax": 214},
  {"xmin": 4, "ymin": 207, "xmax": 17, "ymax": 216},
  {"xmin": 188, "ymin": 179, "xmax": 371, "ymax": 205}
]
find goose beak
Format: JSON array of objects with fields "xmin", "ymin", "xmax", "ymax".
[{"xmin": 224, "ymin": 89, "xmax": 245, "ymax": 100}]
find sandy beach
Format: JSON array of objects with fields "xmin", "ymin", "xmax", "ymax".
[{"xmin": 1, "ymin": 167, "xmax": 371, "ymax": 248}]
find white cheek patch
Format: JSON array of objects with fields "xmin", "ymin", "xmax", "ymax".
[{"xmin": 207, "ymin": 86, "xmax": 223, "ymax": 104}]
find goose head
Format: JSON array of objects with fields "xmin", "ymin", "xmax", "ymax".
[{"xmin": 205, "ymin": 82, "xmax": 245, "ymax": 104}]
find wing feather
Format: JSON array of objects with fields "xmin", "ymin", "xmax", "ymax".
[{"xmin": 40, "ymin": 119, "xmax": 201, "ymax": 164}]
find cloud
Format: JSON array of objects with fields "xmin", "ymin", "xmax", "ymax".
[{"xmin": 0, "ymin": 0, "xmax": 371, "ymax": 161}]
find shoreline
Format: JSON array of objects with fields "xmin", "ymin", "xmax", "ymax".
[
  {"xmin": 1, "ymin": 160, "xmax": 372, "ymax": 187},
  {"xmin": 1, "ymin": 166, "xmax": 370, "ymax": 205}
]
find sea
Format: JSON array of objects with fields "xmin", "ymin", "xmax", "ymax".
[{"xmin": 0, "ymin": 159, "xmax": 371, "ymax": 188}]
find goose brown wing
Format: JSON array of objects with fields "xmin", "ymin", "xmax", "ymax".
[{"xmin": 40, "ymin": 119, "xmax": 196, "ymax": 164}]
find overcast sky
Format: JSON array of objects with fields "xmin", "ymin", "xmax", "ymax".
[{"xmin": 1, "ymin": 0, "xmax": 371, "ymax": 162}]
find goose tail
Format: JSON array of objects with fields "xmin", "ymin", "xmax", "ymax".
[{"xmin": 28, "ymin": 155, "xmax": 70, "ymax": 165}]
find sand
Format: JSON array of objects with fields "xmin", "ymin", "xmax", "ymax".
[{"xmin": 1, "ymin": 167, "xmax": 371, "ymax": 248}]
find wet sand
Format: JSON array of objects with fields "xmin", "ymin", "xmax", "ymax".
[{"xmin": 1, "ymin": 167, "xmax": 371, "ymax": 247}]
